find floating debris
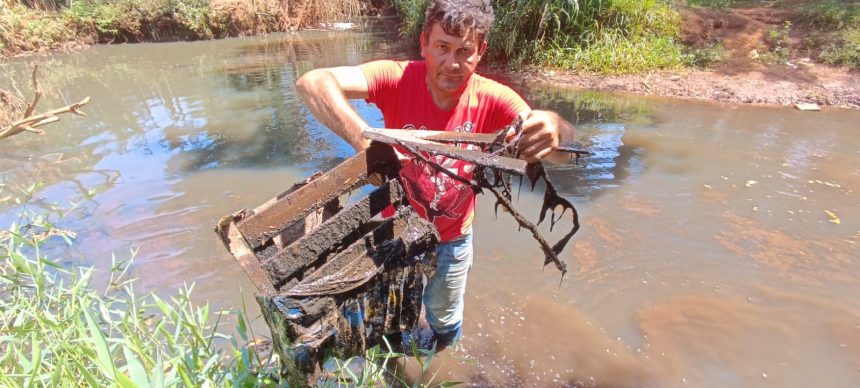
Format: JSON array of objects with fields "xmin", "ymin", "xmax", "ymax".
[
  {"xmin": 795, "ymin": 103, "xmax": 821, "ymax": 111},
  {"xmin": 824, "ymin": 210, "xmax": 841, "ymax": 225}
]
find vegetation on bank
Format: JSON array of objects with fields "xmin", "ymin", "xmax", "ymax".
[
  {"xmin": 796, "ymin": 0, "xmax": 860, "ymax": 68},
  {"xmin": 689, "ymin": 0, "xmax": 859, "ymax": 69},
  {"xmin": 3, "ymin": 0, "xmax": 858, "ymax": 72},
  {"xmin": 0, "ymin": 185, "xmax": 448, "ymax": 386},
  {"xmin": 1, "ymin": 0, "xmax": 362, "ymax": 55},
  {"xmin": 393, "ymin": 0, "xmax": 860, "ymax": 72}
]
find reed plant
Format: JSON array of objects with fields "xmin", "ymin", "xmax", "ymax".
[{"xmin": 0, "ymin": 185, "xmax": 280, "ymax": 386}]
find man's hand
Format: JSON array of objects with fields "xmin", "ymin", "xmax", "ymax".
[{"xmin": 509, "ymin": 110, "xmax": 576, "ymax": 164}]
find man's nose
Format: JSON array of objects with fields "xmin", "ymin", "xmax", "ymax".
[{"xmin": 447, "ymin": 57, "xmax": 460, "ymax": 70}]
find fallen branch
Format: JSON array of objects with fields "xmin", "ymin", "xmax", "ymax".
[{"xmin": 0, "ymin": 65, "xmax": 90, "ymax": 140}]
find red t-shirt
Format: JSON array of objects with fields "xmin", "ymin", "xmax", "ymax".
[{"xmin": 360, "ymin": 60, "xmax": 530, "ymax": 242}]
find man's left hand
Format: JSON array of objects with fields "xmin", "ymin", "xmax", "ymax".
[{"xmin": 510, "ymin": 110, "xmax": 573, "ymax": 164}]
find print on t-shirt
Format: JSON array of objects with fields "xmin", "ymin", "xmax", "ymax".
[{"xmin": 399, "ymin": 122, "xmax": 479, "ymax": 225}]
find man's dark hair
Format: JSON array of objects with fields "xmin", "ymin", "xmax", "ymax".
[{"xmin": 423, "ymin": 0, "xmax": 495, "ymax": 43}]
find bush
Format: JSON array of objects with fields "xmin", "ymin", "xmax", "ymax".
[
  {"xmin": 820, "ymin": 27, "xmax": 860, "ymax": 69},
  {"xmin": 392, "ymin": 0, "xmax": 686, "ymax": 74},
  {"xmin": 684, "ymin": 42, "xmax": 725, "ymax": 68},
  {"xmin": 797, "ymin": 0, "xmax": 860, "ymax": 30},
  {"xmin": 757, "ymin": 21, "xmax": 792, "ymax": 64}
]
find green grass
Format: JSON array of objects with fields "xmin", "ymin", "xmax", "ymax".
[
  {"xmin": 820, "ymin": 26, "xmax": 860, "ymax": 68},
  {"xmin": 794, "ymin": 0, "xmax": 860, "ymax": 69},
  {"xmin": 0, "ymin": 183, "xmax": 458, "ymax": 386},
  {"xmin": 392, "ymin": 0, "xmax": 687, "ymax": 74},
  {"xmin": 686, "ymin": 0, "xmax": 736, "ymax": 9},
  {"xmin": 0, "ymin": 2, "xmax": 77, "ymax": 55},
  {"xmin": 0, "ymin": 186, "xmax": 281, "ymax": 386},
  {"xmin": 796, "ymin": 0, "xmax": 860, "ymax": 30},
  {"xmin": 545, "ymin": 32, "xmax": 687, "ymax": 74}
]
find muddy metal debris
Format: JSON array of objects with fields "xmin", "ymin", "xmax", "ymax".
[
  {"xmin": 217, "ymin": 145, "xmax": 441, "ymax": 385},
  {"xmin": 216, "ymin": 133, "xmax": 586, "ymax": 383}
]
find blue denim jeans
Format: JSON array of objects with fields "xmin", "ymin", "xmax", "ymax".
[{"xmin": 423, "ymin": 231, "xmax": 473, "ymax": 345}]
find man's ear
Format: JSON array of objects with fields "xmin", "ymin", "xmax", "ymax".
[
  {"xmin": 419, "ymin": 31, "xmax": 428, "ymax": 58},
  {"xmin": 478, "ymin": 40, "xmax": 488, "ymax": 58}
]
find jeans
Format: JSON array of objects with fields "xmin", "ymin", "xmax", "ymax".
[{"xmin": 423, "ymin": 231, "xmax": 473, "ymax": 345}]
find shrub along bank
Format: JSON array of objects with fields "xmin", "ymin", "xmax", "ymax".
[
  {"xmin": 4, "ymin": 0, "xmax": 858, "ymax": 71},
  {"xmin": 1, "ymin": 0, "xmax": 362, "ymax": 55}
]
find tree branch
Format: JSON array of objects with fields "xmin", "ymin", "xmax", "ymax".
[{"xmin": 0, "ymin": 65, "xmax": 90, "ymax": 140}]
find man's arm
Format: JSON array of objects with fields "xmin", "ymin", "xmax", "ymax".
[
  {"xmin": 296, "ymin": 66, "xmax": 372, "ymax": 152},
  {"xmin": 516, "ymin": 110, "xmax": 577, "ymax": 164}
]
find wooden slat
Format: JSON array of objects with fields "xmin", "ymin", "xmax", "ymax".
[
  {"xmin": 237, "ymin": 152, "xmax": 368, "ymax": 248},
  {"xmin": 225, "ymin": 222, "xmax": 276, "ymax": 294}
]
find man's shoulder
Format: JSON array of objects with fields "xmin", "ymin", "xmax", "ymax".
[
  {"xmin": 361, "ymin": 60, "xmax": 424, "ymax": 81},
  {"xmin": 470, "ymin": 73, "xmax": 522, "ymax": 100}
]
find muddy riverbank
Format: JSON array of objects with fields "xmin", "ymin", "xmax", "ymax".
[{"xmin": 524, "ymin": 63, "xmax": 860, "ymax": 109}]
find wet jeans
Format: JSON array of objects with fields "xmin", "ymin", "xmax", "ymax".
[{"xmin": 423, "ymin": 231, "xmax": 473, "ymax": 346}]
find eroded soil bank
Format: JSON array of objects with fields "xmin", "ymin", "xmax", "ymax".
[
  {"xmin": 527, "ymin": 64, "xmax": 859, "ymax": 108},
  {"xmin": 526, "ymin": 5, "xmax": 860, "ymax": 108}
]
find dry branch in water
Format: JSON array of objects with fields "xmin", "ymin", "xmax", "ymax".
[{"xmin": 0, "ymin": 65, "xmax": 90, "ymax": 140}]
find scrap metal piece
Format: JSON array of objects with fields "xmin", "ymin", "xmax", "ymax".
[
  {"xmin": 378, "ymin": 128, "xmax": 590, "ymax": 158},
  {"xmin": 286, "ymin": 206, "xmax": 439, "ymax": 297},
  {"xmin": 259, "ymin": 180, "xmax": 406, "ymax": 290},
  {"xmin": 217, "ymin": 151, "xmax": 438, "ymax": 385},
  {"xmin": 364, "ymin": 122, "xmax": 586, "ymax": 280},
  {"xmin": 256, "ymin": 206, "xmax": 437, "ymax": 384},
  {"xmin": 363, "ymin": 127, "xmax": 528, "ymax": 175}
]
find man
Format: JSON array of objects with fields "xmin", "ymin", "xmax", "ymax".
[{"xmin": 296, "ymin": 0, "xmax": 576, "ymax": 350}]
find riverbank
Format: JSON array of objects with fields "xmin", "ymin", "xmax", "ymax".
[
  {"xmin": 523, "ymin": 2, "xmax": 860, "ymax": 108},
  {"xmin": 3, "ymin": 0, "xmax": 858, "ymax": 109},
  {"xmin": 525, "ymin": 63, "xmax": 860, "ymax": 109}
]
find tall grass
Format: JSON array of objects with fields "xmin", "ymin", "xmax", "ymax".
[
  {"xmin": 393, "ymin": 0, "xmax": 687, "ymax": 74},
  {"xmin": 0, "ymin": 186, "xmax": 279, "ymax": 386},
  {"xmin": 0, "ymin": 184, "xmax": 456, "ymax": 386}
]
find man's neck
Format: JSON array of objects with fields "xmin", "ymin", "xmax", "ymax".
[{"xmin": 425, "ymin": 73, "xmax": 470, "ymax": 111}]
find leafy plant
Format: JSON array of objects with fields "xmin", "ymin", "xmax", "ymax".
[
  {"xmin": 0, "ymin": 186, "xmax": 280, "ymax": 386},
  {"xmin": 758, "ymin": 21, "xmax": 792, "ymax": 64},
  {"xmin": 684, "ymin": 42, "xmax": 725, "ymax": 68},
  {"xmin": 820, "ymin": 26, "xmax": 860, "ymax": 69}
]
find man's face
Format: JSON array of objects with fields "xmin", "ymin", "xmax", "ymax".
[{"xmin": 420, "ymin": 22, "xmax": 486, "ymax": 96}]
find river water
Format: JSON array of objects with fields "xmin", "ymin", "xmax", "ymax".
[{"xmin": 1, "ymin": 25, "xmax": 858, "ymax": 387}]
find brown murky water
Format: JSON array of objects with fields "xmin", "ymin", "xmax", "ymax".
[{"xmin": 1, "ymin": 24, "xmax": 858, "ymax": 387}]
